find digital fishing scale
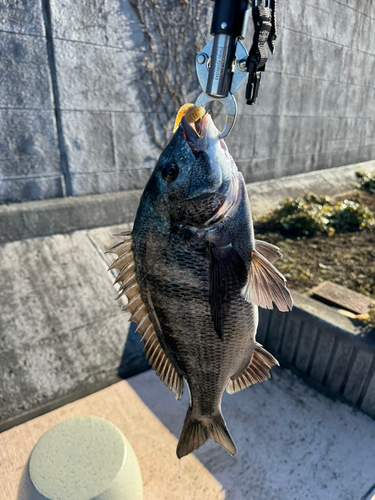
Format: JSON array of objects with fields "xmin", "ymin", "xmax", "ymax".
[{"xmin": 195, "ymin": 0, "xmax": 277, "ymax": 138}]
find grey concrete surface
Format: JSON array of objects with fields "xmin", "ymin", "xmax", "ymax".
[
  {"xmin": 1, "ymin": 0, "xmax": 375, "ymax": 202},
  {"xmin": 0, "ymin": 223, "xmax": 149, "ymax": 430},
  {"xmin": 128, "ymin": 366, "xmax": 375, "ymax": 500},
  {"xmin": 1, "ymin": 160, "xmax": 373, "ymax": 244}
]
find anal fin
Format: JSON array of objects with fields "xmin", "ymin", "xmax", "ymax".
[
  {"xmin": 243, "ymin": 248, "xmax": 293, "ymax": 311},
  {"xmin": 107, "ymin": 233, "xmax": 184, "ymax": 400},
  {"xmin": 226, "ymin": 343, "xmax": 279, "ymax": 394}
]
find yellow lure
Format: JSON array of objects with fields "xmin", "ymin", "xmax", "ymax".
[{"xmin": 173, "ymin": 104, "xmax": 206, "ymax": 133}]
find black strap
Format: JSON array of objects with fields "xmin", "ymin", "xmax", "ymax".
[{"xmin": 246, "ymin": 0, "xmax": 277, "ymax": 105}]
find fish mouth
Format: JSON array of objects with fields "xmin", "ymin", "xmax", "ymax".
[{"xmin": 180, "ymin": 113, "xmax": 214, "ymax": 151}]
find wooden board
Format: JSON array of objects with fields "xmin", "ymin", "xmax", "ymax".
[
  {"xmin": 311, "ymin": 281, "xmax": 373, "ymax": 314},
  {"xmin": 0, "ymin": 381, "xmax": 224, "ymax": 500}
]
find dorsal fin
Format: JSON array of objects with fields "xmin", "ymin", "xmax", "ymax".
[
  {"xmin": 226, "ymin": 343, "xmax": 279, "ymax": 394},
  {"xmin": 243, "ymin": 249, "xmax": 293, "ymax": 311},
  {"xmin": 107, "ymin": 233, "xmax": 184, "ymax": 400},
  {"xmin": 255, "ymin": 239, "xmax": 282, "ymax": 264}
]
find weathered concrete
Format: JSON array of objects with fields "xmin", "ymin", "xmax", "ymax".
[
  {"xmin": 259, "ymin": 294, "xmax": 375, "ymax": 419},
  {"xmin": 1, "ymin": 160, "xmax": 374, "ymax": 244},
  {"xmin": 0, "ymin": 190, "xmax": 142, "ymax": 244},
  {"xmin": 0, "ymin": 224, "xmax": 149, "ymax": 430},
  {"xmin": 129, "ymin": 366, "xmax": 375, "ymax": 500},
  {"xmin": 1, "ymin": 0, "xmax": 375, "ymax": 202}
]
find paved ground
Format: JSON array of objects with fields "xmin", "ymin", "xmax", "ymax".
[{"xmin": 129, "ymin": 368, "xmax": 375, "ymax": 500}]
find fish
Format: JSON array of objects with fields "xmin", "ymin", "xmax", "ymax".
[{"xmin": 107, "ymin": 111, "xmax": 293, "ymax": 458}]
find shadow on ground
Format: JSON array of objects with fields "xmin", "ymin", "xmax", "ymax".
[{"xmin": 128, "ymin": 367, "xmax": 375, "ymax": 500}]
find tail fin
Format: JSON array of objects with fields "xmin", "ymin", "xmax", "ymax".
[{"xmin": 176, "ymin": 408, "xmax": 237, "ymax": 458}]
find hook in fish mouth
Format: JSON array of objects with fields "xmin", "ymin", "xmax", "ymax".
[{"xmin": 180, "ymin": 114, "xmax": 209, "ymax": 149}]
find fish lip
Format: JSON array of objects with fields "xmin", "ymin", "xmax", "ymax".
[{"xmin": 180, "ymin": 114, "xmax": 211, "ymax": 150}]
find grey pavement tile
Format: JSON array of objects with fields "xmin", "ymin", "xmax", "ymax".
[
  {"xmin": 0, "ymin": 110, "xmax": 60, "ymax": 179},
  {"xmin": 0, "ymin": 0, "xmax": 44, "ymax": 36},
  {"xmin": 129, "ymin": 366, "xmax": 375, "ymax": 500},
  {"xmin": 0, "ymin": 32, "xmax": 53, "ymax": 109}
]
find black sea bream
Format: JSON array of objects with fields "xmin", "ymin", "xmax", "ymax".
[{"xmin": 107, "ymin": 113, "xmax": 293, "ymax": 458}]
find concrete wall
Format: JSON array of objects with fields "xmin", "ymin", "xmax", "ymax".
[{"xmin": 1, "ymin": 0, "xmax": 375, "ymax": 203}]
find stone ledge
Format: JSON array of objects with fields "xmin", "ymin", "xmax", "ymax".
[
  {"xmin": 1, "ymin": 160, "xmax": 374, "ymax": 244},
  {"xmin": 258, "ymin": 292, "xmax": 375, "ymax": 419}
]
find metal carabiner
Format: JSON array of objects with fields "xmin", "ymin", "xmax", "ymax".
[
  {"xmin": 194, "ymin": 39, "xmax": 248, "ymax": 139},
  {"xmin": 195, "ymin": 92, "xmax": 237, "ymax": 140}
]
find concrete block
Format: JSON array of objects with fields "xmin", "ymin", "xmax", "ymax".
[
  {"xmin": 237, "ymin": 158, "xmax": 277, "ymax": 184},
  {"xmin": 264, "ymin": 309, "xmax": 286, "ymax": 356},
  {"xmin": 319, "ymin": 81, "xmax": 348, "ymax": 119},
  {"xmin": 114, "ymin": 112, "xmax": 161, "ymax": 171},
  {"xmin": 71, "ymin": 172, "xmax": 119, "ymax": 196},
  {"xmin": 0, "ymin": 177, "xmax": 63, "ymax": 204},
  {"xmin": 117, "ymin": 167, "xmax": 154, "ymax": 191},
  {"xmin": 360, "ymin": 368, "xmax": 375, "ymax": 418},
  {"xmin": 327, "ymin": 1, "xmax": 361, "ymax": 50},
  {"xmin": 0, "ymin": 33, "xmax": 53, "ymax": 109},
  {"xmin": 325, "ymin": 341, "xmax": 355, "ymax": 394},
  {"xmin": 105, "ymin": 0, "xmax": 147, "ymax": 50},
  {"xmin": 0, "ymin": 228, "xmax": 147, "ymax": 424},
  {"xmin": 283, "ymin": 0, "xmax": 329, "ymax": 41},
  {"xmin": 54, "ymin": 39, "xmax": 141, "ymax": 112},
  {"xmin": 279, "ymin": 74, "xmax": 323, "ymax": 117},
  {"xmin": 308, "ymin": 328, "xmax": 336, "ymax": 385},
  {"xmin": 61, "ymin": 111, "xmax": 116, "ymax": 174},
  {"xmin": 50, "ymin": 0, "xmax": 107, "ymax": 44},
  {"xmin": 339, "ymin": 47, "xmax": 368, "ymax": 86},
  {"xmin": 256, "ymin": 308, "xmax": 271, "ymax": 346},
  {"xmin": 275, "ymin": 152, "xmax": 332, "ymax": 178},
  {"xmin": 226, "ymin": 115, "xmax": 279, "ymax": 161},
  {"xmin": 343, "ymin": 350, "xmax": 374, "ymax": 405},
  {"xmin": 279, "ymin": 316, "xmax": 303, "ymax": 366},
  {"xmin": 0, "ymin": 0, "xmax": 44, "ymax": 36},
  {"xmin": 0, "ymin": 191, "xmax": 142, "ymax": 243},
  {"xmin": 295, "ymin": 324, "xmax": 318, "ymax": 373},
  {"xmin": 236, "ymin": 71, "xmax": 282, "ymax": 117},
  {"xmin": 0, "ymin": 110, "xmax": 60, "ymax": 179}
]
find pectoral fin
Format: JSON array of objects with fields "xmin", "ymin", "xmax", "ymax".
[
  {"xmin": 226, "ymin": 343, "xmax": 279, "ymax": 394},
  {"xmin": 243, "ymin": 249, "xmax": 293, "ymax": 311},
  {"xmin": 209, "ymin": 243, "xmax": 247, "ymax": 339},
  {"xmin": 255, "ymin": 239, "xmax": 283, "ymax": 263}
]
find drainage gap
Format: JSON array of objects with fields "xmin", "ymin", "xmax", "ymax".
[{"xmin": 41, "ymin": 0, "xmax": 72, "ymax": 197}]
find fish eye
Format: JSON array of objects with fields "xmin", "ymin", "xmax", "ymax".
[{"xmin": 162, "ymin": 163, "xmax": 179, "ymax": 183}]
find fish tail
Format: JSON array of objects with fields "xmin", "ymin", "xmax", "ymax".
[{"xmin": 176, "ymin": 408, "xmax": 237, "ymax": 458}]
